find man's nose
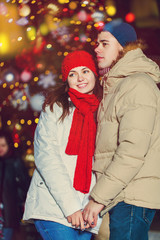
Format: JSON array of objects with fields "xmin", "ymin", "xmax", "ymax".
[{"xmin": 95, "ymin": 45, "xmax": 101, "ymax": 53}]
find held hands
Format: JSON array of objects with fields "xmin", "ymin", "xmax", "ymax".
[
  {"xmin": 67, "ymin": 200, "xmax": 104, "ymax": 230},
  {"xmin": 83, "ymin": 199, "xmax": 104, "ymax": 228},
  {"xmin": 67, "ymin": 210, "xmax": 87, "ymax": 231}
]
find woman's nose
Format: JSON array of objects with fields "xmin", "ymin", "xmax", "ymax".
[{"xmin": 77, "ymin": 74, "xmax": 84, "ymax": 82}]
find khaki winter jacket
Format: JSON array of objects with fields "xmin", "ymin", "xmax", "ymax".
[{"xmin": 91, "ymin": 48, "xmax": 160, "ymax": 215}]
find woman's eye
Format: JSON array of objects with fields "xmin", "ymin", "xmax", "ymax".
[
  {"xmin": 69, "ymin": 73, "xmax": 75, "ymax": 77},
  {"xmin": 83, "ymin": 69, "xmax": 89, "ymax": 74}
]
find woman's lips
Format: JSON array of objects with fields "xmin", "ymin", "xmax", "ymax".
[{"xmin": 77, "ymin": 83, "xmax": 87, "ymax": 88}]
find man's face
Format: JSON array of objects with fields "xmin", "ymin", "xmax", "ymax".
[{"xmin": 95, "ymin": 31, "xmax": 123, "ymax": 69}]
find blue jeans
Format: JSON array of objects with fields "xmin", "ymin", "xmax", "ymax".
[
  {"xmin": 34, "ymin": 220, "xmax": 92, "ymax": 240},
  {"xmin": 109, "ymin": 201, "xmax": 156, "ymax": 240},
  {"xmin": 3, "ymin": 228, "xmax": 14, "ymax": 240}
]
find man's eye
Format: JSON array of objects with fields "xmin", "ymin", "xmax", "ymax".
[
  {"xmin": 95, "ymin": 42, "xmax": 99, "ymax": 48},
  {"xmin": 103, "ymin": 42, "xmax": 107, "ymax": 47}
]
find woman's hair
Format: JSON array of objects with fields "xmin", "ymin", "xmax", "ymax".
[{"xmin": 42, "ymin": 75, "xmax": 102, "ymax": 121}]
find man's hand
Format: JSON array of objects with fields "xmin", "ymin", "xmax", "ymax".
[
  {"xmin": 83, "ymin": 199, "xmax": 104, "ymax": 228},
  {"xmin": 67, "ymin": 210, "xmax": 85, "ymax": 230}
]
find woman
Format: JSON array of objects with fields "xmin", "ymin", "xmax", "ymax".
[
  {"xmin": 23, "ymin": 50, "xmax": 102, "ymax": 240},
  {"xmin": 0, "ymin": 130, "xmax": 29, "ymax": 240}
]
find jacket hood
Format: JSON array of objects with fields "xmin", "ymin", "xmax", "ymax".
[{"xmin": 103, "ymin": 48, "xmax": 160, "ymax": 91}]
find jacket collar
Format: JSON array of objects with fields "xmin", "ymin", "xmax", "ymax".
[{"xmin": 102, "ymin": 48, "xmax": 160, "ymax": 94}]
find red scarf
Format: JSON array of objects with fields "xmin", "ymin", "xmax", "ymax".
[{"xmin": 65, "ymin": 88, "xmax": 99, "ymax": 193}]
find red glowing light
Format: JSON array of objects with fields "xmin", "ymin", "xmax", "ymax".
[
  {"xmin": 63, "ymin": 8, "xmax": 68, "ymax": 12},
  {"xmin": 74, "ymin": 37, "xmax": 79, "ymax": 41},
  {"xmin": 125, "ymin": 12, "xmax": 135, "ymax": 23}
]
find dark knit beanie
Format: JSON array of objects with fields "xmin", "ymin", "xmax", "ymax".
[
  {"xmin": 61, "ymin": 50, "xmax": 98, "ymax": 82},
  {"xmin": 103, "ymin": 21, "xmax": 137, "ymax": 47}
]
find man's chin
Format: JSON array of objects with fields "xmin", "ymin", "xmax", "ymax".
[{"xmin": 98, "ymin": 62, "xmax": 108, "ymax": 70}]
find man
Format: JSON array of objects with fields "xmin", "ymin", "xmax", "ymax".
[{"xmin": 83, "ymin": 21, "xmax": 160, "ymax": 239}]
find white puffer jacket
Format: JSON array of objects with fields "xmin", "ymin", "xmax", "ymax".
[{"xmin": 23, "ymin": 103, "xmax": 102, "ymax": 234}]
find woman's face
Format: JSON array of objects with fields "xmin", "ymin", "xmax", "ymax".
[
  {"xmin": 0, "ymin": 137, "xmax": 9, "ymax": 157},
  {"xmin": 67, "ymin": 66, "xmax": 96, "ymax": 94}
]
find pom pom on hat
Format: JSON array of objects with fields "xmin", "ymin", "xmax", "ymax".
[
  {"xmin": 103, "ymin": 20, "xmax": 137, "ymax": 47},
  {"xmin": 61, "ymin": 50, "xmax": 98, "ymax": 82}
]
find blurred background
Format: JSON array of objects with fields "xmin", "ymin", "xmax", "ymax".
[{"xmin": 0, "ymin": 0, "xmax": 160, "ymax": 239}]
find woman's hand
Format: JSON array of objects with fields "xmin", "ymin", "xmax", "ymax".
[
  {"xmin": 83, "ymin": 199, "xmax": 104, "ymax": 228},
  {"xmin": 67, "ymin": 210, "xmax": 85, "ymax": 230}
]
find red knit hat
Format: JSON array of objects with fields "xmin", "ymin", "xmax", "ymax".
[{"xmin": 61, "ymin": 50, "xmax": 98, "ymax": 82}]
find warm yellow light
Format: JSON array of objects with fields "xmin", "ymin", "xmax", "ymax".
[
  {"xmin": 40, "ymin": 23, "xmax": 49, "ymax": 36},
  {"xmin": 91, "ymin": 41, "xmax": 96, "ymax": 46},
  {"xmin": 27, "ymin": 120, "xmax": 32, "ymax": 125},
  {"xmin": 20, "ymin": 119, "xmax": 25, "ymax": 124},
  {"xmin": 14, "ymin": 143, "xmax": 19, "ymax": 148},
  {"xmin": 30, "ymin": 15, "xmax": 35, "ymax": 20},
  {"xmin": 69, "ymin": 2, "xmax": 77, "ymax": 10},
  {"xmin": 99, "ymin": 6, "xmax": 104, "ymax": 11},
  {"xmin": 0, "ymin": 33, "xmax": 9, "ymax": 54},
  {"xmin": 70, "ymin": 20, "xmax": 75, "ymax": 24},
  {"xmin": 87, "ymin": 25, "xmax": 92, "ymax": 29},
  {"xmin": 26, "ymin": 26, "xmax": 36, "ymax": 41},
  {"xmin": 58, "ymin": 0, "xmax": 66, "ymax": 4},
  {"xmin": 86, "ymin": 38, "xmax": 91, "ymax": 42},
  {"xmin": 35, "ymin": 118, "xmax": 39, "ymax": 124},
  {"xmin": 3, "ymin": 83, "xmax": 7, "ymax": 88},
  {"xmin": 64, "ymin": 52, "xmax": 68, "ymax": 56},
  {"xmin": 57, "ymin": 51, "xmax": 62, "ymax": 56},
  {"xmin": 106, "ymin": 6, "xmax": 117, "ymax": 16},
  {"xmin": 34, "ymin": 77, "xmax": 39, "ymax": 82},
  {"xmin": 0, "ymin": 4, "xmax": 27, "ymax": 58},
  {"xmin": 22, "ymin": 96, "xmax": 27, "ymax": 101},
  {"xmin": 30, "ymin": 36, "xmax": 36, "ymax": 41},
  {"xmin": 10, "ymin": 84, "xmax": 14, "ymax": 89},
  {"xmin": 27, "ymin": 140, "xmax": 31, "ymax": 146},
  {"xmin": 94, "ymin": 23, "xmax": 99, "ymax": 27},
  {"xmin": 15, "ymin": 82, "xmax": 19, "ymax": 87},
  {"xmin": 76, "ymin": 21, "xmax": 81, "ymax": 25},
  {"xmin": 0, "ymin": 62, "xmax": 4, "ymax": 67},
  {"xmin": 7, "ymin": 120, "xmax": 12, "ymax": 125}
]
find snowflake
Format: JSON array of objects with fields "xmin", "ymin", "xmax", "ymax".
[
  {"xmin": 38, "ymin": 72, "xmax": 57, "ymax": 89},
  {"xmin": 51, "ymin": 25, "xmax": 69, "ymax": 39},
  {"xmin": 10, "ymin": 86, "xmax": 30, "ymax": 111},
  {"xmin": 58, "ymin": 26, "xmax": 69, "ymax": 36}
]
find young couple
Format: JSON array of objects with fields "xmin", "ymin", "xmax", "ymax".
[{"xmin": 23, "ymin": 21, "xmax": 160, "ymax": 240}]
